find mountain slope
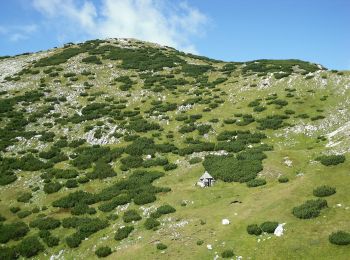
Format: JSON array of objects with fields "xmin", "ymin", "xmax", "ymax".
[{"xmin": 0, "ymin": 38, "xmax": 349, "ymax": 259}]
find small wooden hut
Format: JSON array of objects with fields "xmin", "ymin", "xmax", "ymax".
[{"xmin": 197, "ymin": 171, "xmax": 215, "ymax": 187}]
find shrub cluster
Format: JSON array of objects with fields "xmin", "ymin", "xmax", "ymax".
[
  {"xmin": 71, "ymin": 203, "xmax": 97, "ymax": 215},
  {"xmin": 98, "ymin": 194, "xmax": 130, "ymax": 212},
  {"xmin": 44, "ymin": 182, "xmax": 62, "ymax": 194},
  {"xmin": 278, "ymin": 176, "xmax": 289, "ymax": 183},
  {"xmin": 134, "ymin": 193, "xmax": 156, "ymax": 205},
  {"xmin": 17, "ymin": 236, "xmax": 44, "ymax": 258},
  {"xmin": 316, "ymin": 155, "xmax": 345, "ymax": 166},
  {"xmin": 123, "ymin": 209, "xmax": 142, "ymax": 223},
  {"xmin": 313, "ymin": 185, "xmax": 336, "ymax": 197},
  {"xmin": 70, "ymin": 144, "xmax": 122, "ymax": 169},
  {"xmin": 63, "ymin": 217, "xmax": 109, "ymax": 248},
  {"xmin": 156, "ymin": 243, "xmax": 167, "ymax": 250},
  {"xmin": 115, "ymin": 226, "xmax": 134, "ymax": 241},
  {"xmin": 329, "ymin": 231, "xmax": 350, "ymax": 245},
  {"xmin": 17, "ymin": 192, "xmax": 32, "ymax": 203},
  {"xmin": 221, "ymin": 249, "xmax": 234, "ymax": 258},
  {"xmin": 87, "ymin": 161, "xmax": 116, "ymax": 179},
  {"xmin": 247, "ymin": 221, "xmax": 278, "ymax": 235},
  {"xmin": 0, "ymin": 221, "xmax": 29, "ymax": 243},
  {"xmin": 95, "ymin": 246, "xmax": 112, "ymax": 257},
  {"xmin": 203, "ymin": 154, "xmax": 263, "ymax": 183},
  {"xmin": 144, "ymin": 217, "xmax": 160, "ymax": 230},
  {"xmin": 257, "ymin": 115, "xmax": 289, "ymax": 130},
  {"xmin": 247, "ymin": 224, "xmax": 262, "ymax": 235},
  {"xmin": 292, "ymin": 199, "xmax": 327, "ymax": 219},
  {"xmin": 246, "ymin": 178, "xmax": 266, "ymax": 187},
  {"xmin": 29, "ymin": 217, "xmax": 61, "ymax": 230},
  {"xmin": 39, "ymin": 230, "xmax": 60, "ymax": 247},
  {"xmin": 150, "ymin": 205, "xmax": 176, "ymax": 218},
  {"xmin": 52, "ymin": 190, "xmax": 98, "ymax": 208},
  {"xmin": 260, "ymin": 221, "xmax": 278, "ymax": 233}
]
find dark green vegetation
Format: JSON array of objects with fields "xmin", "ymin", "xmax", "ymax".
[
  {"xmin": 313, "ymin": 185, "xmax": 336, "ymax": 197},
  {"xmin": 115, "ymin": 226, "xmax": 134, "ymax": 241},
  {"xmin": 247, "ymin": 221, "xmax": 278, "ymax": 235},
  {"xmin": 329, "ymin": 231, "xmax": 350, "ymax": 245},
  {"xmin": 316, "ymin": 155, "xmax": 346, "ymax": 166},
  {"xmin": 246, "ymin": 224, "xmax": 262, "ymax": 236},
  {"xmin": 260, "ymin": 221, "xmax": 279, "ymax": 233},
  {"xmin": 292, "ymin": 199, "xmax": 328, "ymax": 219},
  {"xmin": 156, "ymin": 243, "xmax": 168, "ymax": 250},
  {"xmin": 0, "ymin": 38, "xmax": 349, "ymax": 259},
  {"xmin": 95, "ymin": 246, "xmax": 112, "ymax": 257},
  {"xmin": 221, "ymin": 249, "xmax": 234, "ymax": 258},
  {"xmin": 144, "ymin": 217, "xmax": 160, "ymax": 230}
]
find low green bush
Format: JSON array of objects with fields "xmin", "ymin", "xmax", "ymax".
[
  {"xmin": 260, "ymin": 221, "xmax": 278, "ymax": 233},
  {"xmin": 247, "ymin": 224, "xmax": 262, "ymax": 235},
  {"xmin": 223, "ymin": 118, "xmax": 236, "ymax": 124},
  {"xmin": 115, "ymin": 226, "xmax": 134, "ymax": 241},
  {"xmin": 98, "ymin": 194, "xmax": 131, "ymax": 212},
  {"xmin": 10, "ymin": 206, "xmax": 20, "ymax": 213},
  {"xmin": 253, "ymin": 106, "xmax": 266, "ymax": 112},
  {"xmin": 155, "ymin": 205, "xmax": 176, "ymax": 215},
  {"xmin": 246, "ymin": 178, "xmax": 266, "ymax": 187},
  {"xmin": 316, "ymin": 155, "xmax": 345, "ymax": 166},
  {"xmin": 144, "ymin": 218, "xmax": 160, "ymax": 230},
  {"xmin": 66, "ymin": 233, "xmax": 82, "ymax": 248},
  {"xmin": 221, "ymin": 249, "xmax": 234, "ymax": 258},
  {"xmin": 95, "ymin": 246, "xmax": 112, "ymax": 257},
  {"xmin": 189, "ymin": 157, "xmax": 202, "ymax": 164},
  {"xmin": 123, "ymin": 210, "xmax": 142, "ymax": 223},
  {"xmin": 43, "ymin": 182, "xmax": 62, "ymax": 194},
  {"xmin": 257, "ymin": 115, "xmax": 289, "ymax": 130},
  {"xmin": 17, "ymin": 192, "xmax": 32, "ymax": 203},
  {"xmin": 203, "ymin": 154, "xmax": 263, "ymax": 183},
  {"xmin": 0, "ymin": 221, "xmax": 29, "ymax": 243},
  {"xmin": 71, "ymin": 203, "xmax": 96, "ymax": 215},
  {"xmin": 278, "ymin": 176, "xmax": 289, "ymax": 183},
  {"xmin": 17, "ymin": 210, "xmax": 32, "ymax": 219},
  {"xmin": 0, "ymin": 246, "xmax": 17, "ymax": 259},
  {"xmin": 292, "ymin": 199, "xmax": 328, "ymax": 219},
  {"xmin": 164, "ymin": 163, "xmax": 177, "ymax": 171},
  {"xmin": 65, "ymin": 179, "xmax": 78, "ymax": 188},
  {"xmin": 329, "ymin": 231, "xmax": 350, "ymax": 245},
  {"xmin": 17, "ymin": 236, "xmax": 44, "ymax": 258},
  {"xmin": 30, "ymin": 217, "xmax": 61, "ymax": 230},
  {"xmin": 87, "ymin": 161, "xmax": 116, "ymax": 179},
  {"xmin": 196, "ymin": 240, "xmax": 204, "ymax": 245},
  {"xmin": 121, "ymin": 155, "xmax": 143, "ymax": 168},
  {"xmin": 156, "ymin": 243, "xmax": 167, "ymax": 250},
  {"xmin": 43, "ymin": 235, "xmax": 59, "ymax": 247},
  {"xmin": 313, "ymin": 185, "xmax": 336, "ymax": 197},
  {"xmin": 134, "ymin": 193, "xmax": 156, "ymax": 205}
]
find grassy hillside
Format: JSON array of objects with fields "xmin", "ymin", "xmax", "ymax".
[{"xmin": 0, "ymin": 38, "xmax": 349, "ymax": 259}]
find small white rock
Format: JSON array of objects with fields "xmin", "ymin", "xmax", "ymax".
[
  {"xmin": 274, "ymin": 223, "xmax": 286, "ymax": 237},
  {"xmin": 222, "ymin": 219, "xmax": 230, "ymax": 225}
]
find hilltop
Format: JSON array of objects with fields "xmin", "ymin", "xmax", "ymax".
[{"xmin": 0, "ymin": 38, "xmax": 350, "ymax": 259}]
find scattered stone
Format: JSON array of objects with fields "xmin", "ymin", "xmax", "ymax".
[
  {"xmin": 222, "ymin": 219, "xmax": 230, "ymax": 225},
  {"xmin": 274, "ymin": 223, "xmax": 286, "ymax": 237}
]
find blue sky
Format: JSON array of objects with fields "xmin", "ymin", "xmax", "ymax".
[{"xmin": 0, "ymin": 0, "xmax": 349, "ymax": 69}]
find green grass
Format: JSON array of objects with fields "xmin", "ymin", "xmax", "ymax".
[{"xmin": 0, "ymin": 38, "xmax": 350, "ymax": 259}]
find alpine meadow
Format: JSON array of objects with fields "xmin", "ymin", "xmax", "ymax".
[{"xmin": 0, "ymin": 38, "xmax": 350, "ymax": 260}]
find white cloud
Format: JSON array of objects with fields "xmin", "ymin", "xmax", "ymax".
[
  {"xmin": 31, "ymin": 0, "xmax": 208, "ymax": 53},
  {"xmin": 10, "ymin": 33, "xmax": 27, "ymax": 42},
  {"xmin": 0, "ymin": 24, "xmax": 38, "ymax": 42},
  {"xmin": 33, "ymin": 0, "xmax": 97, "ymax": 30}
]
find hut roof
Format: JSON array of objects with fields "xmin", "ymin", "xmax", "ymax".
[{"xmin": 200, "ymin": 171, "xmax": 214, "ymax": 180}]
